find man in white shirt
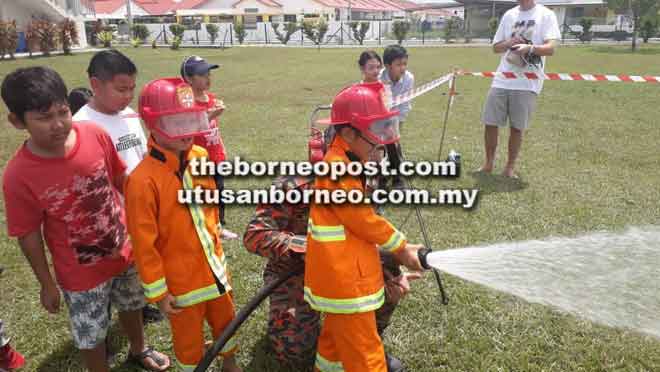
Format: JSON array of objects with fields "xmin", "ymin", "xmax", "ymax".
[{"xmin": 480, "ymin": 0, "xmax": 560, "ymax": 178}]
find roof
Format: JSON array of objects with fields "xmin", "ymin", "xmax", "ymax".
[
  {"xmin": 313, "ymin": 0, "xmax": 407, "ymax": 12},
  {"xmin": 94, "ymin": 0, "xmax": 126, "ymax": 14},
  {"xmin": 95, "ymin": 0, "xmax": 460, "ymax": 16}
]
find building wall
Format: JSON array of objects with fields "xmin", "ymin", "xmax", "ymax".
[
  {"xmin": 232, "ymin": 0, "xmax": 284, "ymax": 15},
  {"xmin": 0, "ymin": 2, "xmax": 37, "ymax": 29},
  {"xmin": 195, "ymin": 0, "xmax": 240, "ymax": 10},
  {"xmin": 0, "ymin": 1, "xmax": 88, "ymax": 48},
  {"xmin": 99, "ymin": 2, "xmax": 149, "ymax": 19},
  {"xmin": 279, "ymin": 0, "xmax": 332, "ymax": 16}
]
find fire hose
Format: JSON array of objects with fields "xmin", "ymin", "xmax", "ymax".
[{"xmin": 193, "ymin": 264, "xmax": 304, "ymax": 372}]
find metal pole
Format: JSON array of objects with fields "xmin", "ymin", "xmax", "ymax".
[
  {"xmin": 126, "ymin": 0, "xmax": 133, "ymax": 31},
  {"xmin": 378, "ymin": 20, "xmax": 381, "ymax": 45},
  {"xmin": 264, "ymin": 22, "xmax": 268, "ymax": 44}
]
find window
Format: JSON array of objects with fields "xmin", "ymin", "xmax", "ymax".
[
  {"xmin": 284, "ymin": 14, "xmax": 298, "ymax": 23},
  {"xmin": 243, "ymin": 14, "xmax": 258, "ymax": 29},
  {"xmin": 571, "ymin": 7, "xmax": 585, "ymax": 18}
]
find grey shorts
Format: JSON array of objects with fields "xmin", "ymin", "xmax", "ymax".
[
  {"xmin": 482, "ymin": 87, "xmax": 537, "ymax": 130},
  {"xmin": 62, "ymin": 265, "xmax": 146, "ymax": 350}
]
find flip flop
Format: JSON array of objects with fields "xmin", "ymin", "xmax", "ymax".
[{"xmin": 126, "ymin": 346, "xmax": 170, "ymax": 371}]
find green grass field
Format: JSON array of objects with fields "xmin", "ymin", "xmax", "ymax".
[{"xmin": 1, "ymin": 44, "xmax": 659, "ymax": 371}]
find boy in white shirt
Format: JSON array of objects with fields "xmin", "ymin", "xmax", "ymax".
[{"xmin": 73, "ymin": 49, "xmax": 162, "ymax": 324}]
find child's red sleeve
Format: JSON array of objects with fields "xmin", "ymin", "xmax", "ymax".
[{"xmin": 2, "ymin": 162, "xmax": 43, "ymax": 238}]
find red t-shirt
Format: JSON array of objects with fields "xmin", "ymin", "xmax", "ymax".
[
  {"xmin": 2, "ymin": 122, "xmax": 132, "ymax": 291},
  {"xmin": 193, "ymin": 92, "xmax": 227, "ymax": 163}
]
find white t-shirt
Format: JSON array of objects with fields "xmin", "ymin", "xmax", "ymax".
[
  {"xmin": 73, "ymin": 104, "xmax": 148, "ymax": 175},
  {"xmin": 492, "ymin": 4, "xmax": 561, "ymax": 94}
]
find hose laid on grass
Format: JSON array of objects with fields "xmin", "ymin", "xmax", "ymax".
[{"xmin": 194, "ymin": 264, "xmax": 305, "ymax": 372}]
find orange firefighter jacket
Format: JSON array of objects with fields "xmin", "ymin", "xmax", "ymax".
[
  {"xmin": 125, "ymin": 138, "xmax": 230, "ymax": 307},
  {"xmin": 303, "ymin": 135, "xmax": 406, "ymax": 314}
]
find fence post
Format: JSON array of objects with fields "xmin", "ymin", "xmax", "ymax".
[
  {"xmin": 301, "ymin": 24, "xmax": 304, "ymax": 45},
  {"xmin": 163, "ymin": 24, "xmax": 168, "ymax": 44},
  {"xmin": 264, "ymin": 23, "xmax": 268, "ymax": 44},
  {"xmin": 422, "ymin": 29, "xmax": 425, "ymax": 44},
  {"xmin": 230, "ymin": 25, "xmax": 233, "ymax": 46},
  {"xmin": 340, "ymin": 22, "xmax": 344, "ymax": 45},
  {"xmin": 378, "ymin": 21, "xmax": 381, "ymax": 45}
]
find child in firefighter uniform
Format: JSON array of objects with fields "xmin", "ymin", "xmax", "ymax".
[
  {"xmin": 304, "ymin": 81, "xmax": 425, "ymax": 372},
  {"xmin": 125, "ymin": 78, "xmax": 242, "ymax": 372},
  {"xmin": 244, "ymin": 173, "xmax": 419, "ymax": 371}
]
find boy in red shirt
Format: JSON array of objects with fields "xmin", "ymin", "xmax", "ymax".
[
  {"xmin": 180, "ymin": 56, "xmax": 238, "ymax": 240},
  {"xmin": 1, "ymin": 67, "xmax": 170, "ymax": 372}
]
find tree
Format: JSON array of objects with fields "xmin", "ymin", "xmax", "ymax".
[
  {"xmin": 169, "ymin": 23, "xmax": 185, "ymax": 40},
  {"xmin": 206, "ymin": 23, "xmax": 219, "ymax": 44},
  {"xmin": 578, "ymin": 17, "xmax": 593, "ymax": 42},
  {"xmin": 97, "ymin": 30, "xmax": 113, "ymax": 48},
  {"xmin": 59, "ymin": 18, "xmax": 79, "ymax": 54},
  {"xmin": 233, "ymin": 22, "xmax": 247, "ymax": 44},
  {"xmin": 272, "ymin": 22, "xmax": 297, "ymax": 45},
  {"xmin": 392, "ymin": 20, "xmax": 411, "ymax": 44},
  {"xmin": 348, "ymin": 21, "xmax": 370, "ymax": 45},
  {"xmin": 131, "ymin": 24, "xmax": 150, "ymax": 42},
  {"xmin": 443, "ymin": 17, "xmax": 461, "ymax": 43},
  {"xmin": 488, "ymin": 17, "xmax": 499, "ymax": 43},
  {"xmin": 29, "ymin": 19, "xmax": 58, "ymax": 56},
  {"xmin": 607, "ymin": 0, "xmax": 660, "ymax": 51},
  {"xmin": 640, "ymin": 15, "xmax": 658, "ymax": 42},
  {"xmin": 0, "ymin": 20, "xmax": 18, "ymax": 60},
  {"xmin": 301, "ymin": 18, "xmax": 328, "ymax": 50}
]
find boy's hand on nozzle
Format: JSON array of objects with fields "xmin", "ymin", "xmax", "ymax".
[
  {"xmin": 158, "ymin": 294, "xmax": 182, "ymax": 315},
  {"xmin": 394, "ymin": 243, "xmax": 425, "ymax": 272},
  {"xmin": 40, "ymin": 282, "xmax": 61, "ymax": 314}
]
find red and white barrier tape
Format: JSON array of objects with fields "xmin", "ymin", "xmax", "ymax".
[
  {"xmin": 389, "ymin": 73, "xmax": 453, "ymax": 108},
  {"xmin": 459, "ymin": 71, "xmax": 660, "ymax": 83}
]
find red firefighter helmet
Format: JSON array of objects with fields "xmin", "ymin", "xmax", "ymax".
[
  {"xmin": 317, "ymin": 81, "xmax": 400, "ymax": 145},
  {"xmin": 138, "ymin": 77, "xmax": 212, "ymax": 139}
]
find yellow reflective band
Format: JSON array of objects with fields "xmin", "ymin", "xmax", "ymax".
[
  {"xmin": 315, "ymin": 353, "xmax": 345, "ymax": 372},
  {"xmin": 303, "ymin": 287, "xmax": 385, "ymax": 314},
  {"xmin": 142, "ymin": 278, "xmax": 167, "ymax": 299},
  {"xmin": 380, "ymin": 230, "xmax": 405, "ymax": 252},
  {"xmin": 183, "ymin": 169, "xmax": 231, "ymax": 292},
  {"xmin": 308, "ymin": 219, "xmax": 346, "ymax": 242},
  {"xmin": 175, "ymin": 283, "xmax": 221, "ymax": 308},
  {"xmin": 176, "ymin": 360, "xmax": 196, "ymax": 372}
]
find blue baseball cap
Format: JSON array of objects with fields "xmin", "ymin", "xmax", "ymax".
[{"xmin": 180, "ymin": 55, "xmax": 220, "ymax": 79}]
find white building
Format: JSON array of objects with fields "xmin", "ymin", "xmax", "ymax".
[{"xmin": 0, "ymin": 0, "xmax": 96, "ymax": 49}]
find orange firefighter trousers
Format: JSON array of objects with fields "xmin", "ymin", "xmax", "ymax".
[
  {"xmin": 315, "ymin": 310, "xmax": 386, "ymax": 372},
  {"xmin": 168, "ymin": 293, "xmax": 238, "ymax": 370}
]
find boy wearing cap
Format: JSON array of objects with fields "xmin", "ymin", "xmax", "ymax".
[
  {"xmin": 125, "ymin": 77, "xmax": 241, "ymax": 372},
  {"xmin": 180, "ymin": 56, "xmax": 237, "ymax": 241},
  {"xmin": 304, "ymin": 81, "xmax": 424, "ymax": 372}
]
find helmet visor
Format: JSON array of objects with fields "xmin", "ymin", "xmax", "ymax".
[
  {"xmin": 154, "ymin": 111, "xmax": 212, "ymax": 139},
  {"xmin": 364, "ymin": 115, "xmax": 400, "ymax": 145}
]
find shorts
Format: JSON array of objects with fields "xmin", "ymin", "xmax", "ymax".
[
  {"xmin": 62, "ymin": 265, "xmax": 146, "ymax": 350},
  {"xmin": 482, "ymin": 87, "xmax": 537, "ymax": 130}
]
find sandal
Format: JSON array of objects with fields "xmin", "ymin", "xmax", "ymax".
[{"xmin": 127, "ymin": 346, "xmax": 170, "ymax": 371}]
